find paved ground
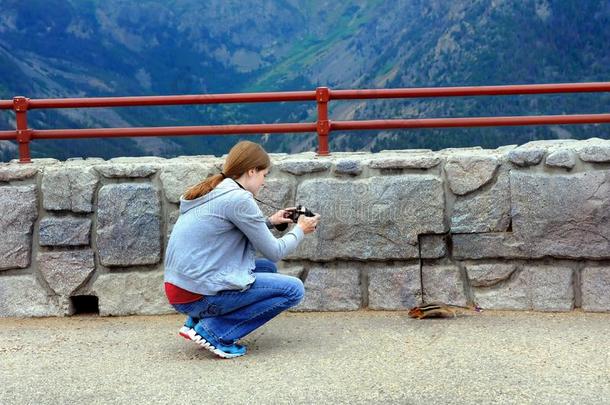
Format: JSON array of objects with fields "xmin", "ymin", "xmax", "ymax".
[{"xmin": 1, "ymin": 310, "xmax": 609, "ymax": 404}]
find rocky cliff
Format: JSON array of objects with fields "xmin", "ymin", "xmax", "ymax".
[{"xmin": 1, "ymin": 0, "xmax": 610, "ymax": 160}]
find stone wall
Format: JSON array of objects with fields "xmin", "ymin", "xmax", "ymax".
[{"xmin": 1, "ymin": 138, "xmax": 609, "ymax": 317}]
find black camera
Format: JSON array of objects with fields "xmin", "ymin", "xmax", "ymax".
[{"xmin": 275, "ymin": 205, "xmax": 315, "ymax": 231}]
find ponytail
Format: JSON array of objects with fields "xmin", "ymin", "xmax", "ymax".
[
  {"xmin": 183, "ymin": 173, "xmax": 225, "ymax": 200},
  {"xmin": 182, "ymin": 141, "xmax": 270, "ymax": 200}
]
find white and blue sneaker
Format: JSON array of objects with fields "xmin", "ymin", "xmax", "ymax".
[
  {"xmin": 178, "ymin": 316, "xmax": 197, "ymax": 341},
  {"xmin": 191, "ymin": 325, "xmax": 247, "ymax": 359}
]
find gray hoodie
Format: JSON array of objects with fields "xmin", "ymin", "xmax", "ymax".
[{"xmin": 164, "ymin": 178, "xmax": 304, "ymax": 295}]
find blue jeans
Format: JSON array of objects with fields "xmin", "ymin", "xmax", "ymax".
[{"xmin": 172, "ymin": 259, "xmax": 304, "ymax": 344}]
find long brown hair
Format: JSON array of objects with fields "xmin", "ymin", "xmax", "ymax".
[{"xmin": 183, "ymin": 141, "xmax": 271, "ymax": 200}]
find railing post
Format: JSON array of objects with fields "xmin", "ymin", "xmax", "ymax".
[
  {"xmin": 316, "ymin": 87, "xmax": 330, "ymax": 156},
  {"xmin": 13, "ymin": 96, "xmax": 32, "ymax": 163}
]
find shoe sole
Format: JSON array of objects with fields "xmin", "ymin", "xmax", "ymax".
[
  {"xmin": 179, "ymin": 326, "xmax": 193, "ymax": 340},
  {"xmin": 187, "ymin": 329, "xmax": 245, "ymax": 359}
]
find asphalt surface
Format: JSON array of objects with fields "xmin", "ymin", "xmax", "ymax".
[{"xmin": 1, "ymin": 310, "xmax": 609, "ymax": 404}]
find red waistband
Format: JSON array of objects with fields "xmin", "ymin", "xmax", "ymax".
[{"xmin": 164, "ymin": 282, "xmax": 204, "ymax": 304}]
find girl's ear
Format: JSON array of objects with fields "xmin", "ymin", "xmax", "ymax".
[{"xmin": 248, "ymin": 168, "xmax": 257, "ymax": 177}]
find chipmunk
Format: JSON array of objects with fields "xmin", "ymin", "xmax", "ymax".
[{"xmin": 408, "ymin": 302, "xmax": 481, "ymax": 319}]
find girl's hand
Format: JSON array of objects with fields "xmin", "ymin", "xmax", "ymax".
[
  {"xmin": 298, "ymin": 213, "xmax": 321, "ymax": 234},
  {"xmin": 268, "ymin": 207, "xmax": 296, "ymax": 226}
]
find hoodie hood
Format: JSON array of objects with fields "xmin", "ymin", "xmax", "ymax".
[{"xmin": 179, "ymin": 178, "xmax": 250, "ymax": 214}]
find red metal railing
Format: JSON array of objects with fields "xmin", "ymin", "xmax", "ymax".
[{"xmin": 2, "ymin": 82, "xmax": 610, "ymax": 163}]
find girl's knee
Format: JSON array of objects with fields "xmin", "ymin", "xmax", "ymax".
[{"xmin": 287, "ymin": 277, "xmax": 304, "ymax": 304}]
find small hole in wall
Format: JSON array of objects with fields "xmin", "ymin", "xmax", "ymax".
[{"xmin": 70, "ymin": 295, "xmax": 99, "ymax": 316}]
